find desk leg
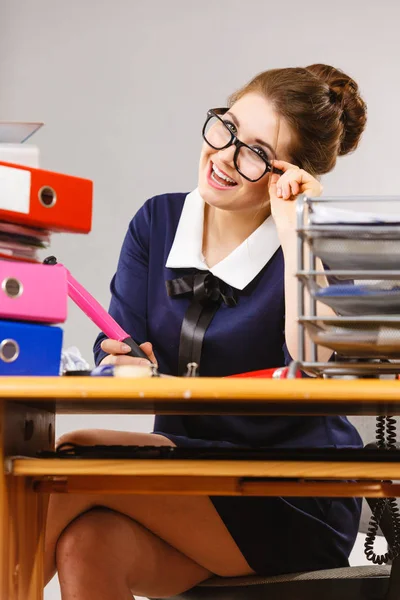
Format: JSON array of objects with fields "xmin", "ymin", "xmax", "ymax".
[
  {"xmin": 7, "ymin": 476, "xmax": 48, "ymax": 600},
  {"xmin": 0, "ymin": 432, "xmax": 8, "ymax": 600},
  {"xmin": 0, "ymin": 401, "xmax": 54, "ymax": 600}
]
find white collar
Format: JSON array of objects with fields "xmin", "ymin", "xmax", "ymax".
[{"xmin": 165, "ymin": 188, "xmax": 281, "ymax": 290}]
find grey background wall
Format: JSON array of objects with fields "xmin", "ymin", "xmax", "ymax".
[{"xmin": 1, "ymin": 1, "xmax": 399, "ymax": 598}]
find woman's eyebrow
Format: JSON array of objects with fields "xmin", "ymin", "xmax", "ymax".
[
  {"xmin": 225, "ymin": 111, "xmax": 275, "ymax": 155},
  {"xmin": 225, "ymin": 111, "xmax": 240, "ymax": 128}
]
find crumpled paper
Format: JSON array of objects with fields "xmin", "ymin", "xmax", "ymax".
[{"xmin": 60, "ymin": 346, "xmax": 91, "ymax": 375}]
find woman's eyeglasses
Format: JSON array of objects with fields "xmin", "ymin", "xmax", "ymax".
[{"xmin": 202, "ymin": 108, "xmax": 284, "ymax": 182}]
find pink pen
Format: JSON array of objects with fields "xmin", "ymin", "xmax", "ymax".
[{"xmin": 43, "ymin": 256, "xmax": 150, "ymax": 361}]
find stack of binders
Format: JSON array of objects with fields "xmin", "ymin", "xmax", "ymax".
[{"xmin": 0, "ymin": 121, "xmax": 93, "ymax": 375}]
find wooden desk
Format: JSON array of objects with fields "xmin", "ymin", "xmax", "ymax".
[{"xmin": 1, "ymin": 377, "xmax": 400, "ymax": 599}]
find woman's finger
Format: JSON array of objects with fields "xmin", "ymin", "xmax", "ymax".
[
  {"xmin": 275, "ymin": 168, "xmax": 298, "ymax": 199},
  {"xmin": 100, "ymin": 338, "xmax": 132, "ymax": 355},
  {"xmin": 139, "ymin": 342, "xmax": 158, "ymax": 366},
  {"xmin": 289, "ymin": 179, "xmax": 301, "ymax": 198},
  {"xmin": 269, "ymin": 171, "xmax": 280, "ymax": 184},
  {"xmin": 271, "ymin": 159, "xmax": 299, "ymax": 173},
  {"xmin": 100, "ymin": 354, "xmax": 150, "ymax": 367}
]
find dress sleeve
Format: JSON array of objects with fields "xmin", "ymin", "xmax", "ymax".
[{"xmin": 93, "ymin": 200, "xmax": 151, "ymax": 366}]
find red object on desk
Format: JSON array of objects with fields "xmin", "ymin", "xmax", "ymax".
[{"xmin": 227, "ymin": 367, "xmax": 302, "ymax": 379}]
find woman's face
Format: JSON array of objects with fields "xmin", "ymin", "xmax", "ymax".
[{"xmin": 198, "ymin": 92, "xmax": 293, "ymax": 214}]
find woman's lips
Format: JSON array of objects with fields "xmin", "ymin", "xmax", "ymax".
[{"xmin": 207, "ymin": 161, "xmax": 238, "ymax": 190}]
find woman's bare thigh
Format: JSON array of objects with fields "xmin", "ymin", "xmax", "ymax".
[
  {"xmin": 47, "ymin": 429, "xmax": 254, "ymax": 580},
  {"xmin": 56, "ymin": 508, "xmax": 213, "ymax": 598}
]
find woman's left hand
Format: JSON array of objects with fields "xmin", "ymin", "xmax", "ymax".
[{"xmin": 269, "ymin": 160, "xmax": 323, "ymax": 233}]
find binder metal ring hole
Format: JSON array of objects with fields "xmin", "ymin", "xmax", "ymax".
[
  {"xmin": 2, "ymin": 277, "xmax": 23, "ymax": 299},
  {"xmin": 38, "ymin": 186, "xmax": 57, "ymax": 208},
  {"xmin": 0, "ymin": 339, "xmax": 20, "ymax": 363}
]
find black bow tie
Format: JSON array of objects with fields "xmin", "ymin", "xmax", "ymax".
[{"xmin": 166, "ymin": 272, "xmax": 237, "ymax": 375}]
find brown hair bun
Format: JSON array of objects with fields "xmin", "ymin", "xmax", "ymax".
[{"xmin": 305, "ymin": 63, "xmax": 367, "ymax": 156}]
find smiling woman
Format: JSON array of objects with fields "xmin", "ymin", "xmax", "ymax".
[{"xmin": 45, "ymin": 64, "xmax": 368, "ymax": 600}]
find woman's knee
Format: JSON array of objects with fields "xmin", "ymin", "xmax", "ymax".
[
  {"xmin": 56, "ymin": 508, "xmax": 124, "ymax": 568},
  {"xmin": 55, "ymin": 508, "xmax": 143, "ymax": 597}
]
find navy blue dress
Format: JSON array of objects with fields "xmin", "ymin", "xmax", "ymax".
[{"xmin": 93, "ymin": 191, "xmax": 363, "ymax": 576}]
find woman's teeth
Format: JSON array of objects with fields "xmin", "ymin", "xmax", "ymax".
[{"xmin": 211, "ymin": 163, "xmax": 237, "ymax": 186}]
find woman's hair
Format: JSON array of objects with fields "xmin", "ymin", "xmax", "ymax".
[{"xmin": 228, "ymin": 64, "xmax": 367, "ymax": 176}]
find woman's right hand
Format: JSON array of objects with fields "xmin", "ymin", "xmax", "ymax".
[{"xmin": 99, "ymin": 339, "xmax": 157, "ymax": 366}]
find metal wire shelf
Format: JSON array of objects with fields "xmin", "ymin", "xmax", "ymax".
[{"xmin": 291, "ymin": 195, "xmax": 400, "ymax": 378}]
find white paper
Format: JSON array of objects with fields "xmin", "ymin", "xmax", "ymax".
[
  {"xmin": 311, "ymin": 204, "xmax": 400, "ymax": 224},
  {"xmin": 0, "ymin": 144, "xmax": 39, "ymax": 168},
  {"xmin": 0, "ymin": 165, "xmax": 31, "ymax": 213}
]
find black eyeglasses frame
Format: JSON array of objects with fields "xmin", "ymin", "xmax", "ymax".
[{"xmin": 202, "ymin": 108, "xmax": 284, "ymax": 182}]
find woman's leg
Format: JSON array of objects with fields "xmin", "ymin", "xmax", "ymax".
[
  {"xmin": 46, "ymin": 429, "xmax": 254, "ymax": 597},
  {"xmin": 56, "ymin": 508, "xmax": 211, "ymax": 599}
]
